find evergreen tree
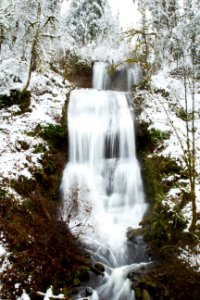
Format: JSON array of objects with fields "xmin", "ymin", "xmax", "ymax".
[{"xmin": 64, "ymin": 0, "xmax": 106, "ymax": 45}]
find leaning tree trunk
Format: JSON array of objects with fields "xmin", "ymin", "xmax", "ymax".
[{"xmin": 22, "ymin": 33, "xmax": 38, "ymax": 93}]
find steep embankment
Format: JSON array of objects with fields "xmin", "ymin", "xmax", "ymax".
[
  {"xmin": 1, "ymin": 58, "xmax": 200, "ymax": 300},
  {"xmin": 132, "ymin": 70, "xmax": 200, "ymax": 299},
  {"xmin": 0, "ymin": 70, "xmax": 91, "ymax": 299}
]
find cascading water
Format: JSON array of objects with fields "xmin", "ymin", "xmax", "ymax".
[
  {"xmin": 92, "ymin": 62, "xmax": 142, "ymax": 91},
  {"xmin": 60, "ymin": 63, "xmax": 148, "ymax": 300}
]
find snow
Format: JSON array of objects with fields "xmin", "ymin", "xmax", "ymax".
[
  {"xmin": 61, "ymin": 0, "xmax": 141, "ymax": 30},
  {"xmin": 108, "ymin": 0, "xmax": 141, "ymax": 30},
  {"xmin": 0, "ymin": 59, "xmax": 28, "ymax": 95},
  {"xmin": 0, "ymin": 67, "xmax": 69, "ymax": 299},
  {"xmin": 37, "ymin": 287, "xmax": 65, "ymax": 299},
  {"xmin": 17, "ymin": 291, "xmax": 31, "ymax": 300},
  {"xmin": 137, "ymin": 67, "xmax": 200, "ymax": 269},
  {"xmin": 1, "ymin": 64, "xmax": 198, "ymax": 290},
  {"xmin": 0, "ymin": 0, "xmax": 199, "ymax": 292},
  {"xmin": 179, "ymin": 246, "xmax": 200, "ymax": 271},
  {"xmin": 0, "ymin": 245, "xmax": 6, "ymax": 257},
  {"xmin": 61, "ymin": 0, "xmax": 71, "ymax": 15},
  {"xmin": 139, "ymin": 70, "xmax": 200, "ymax": 213},
  {"xmin": 0, "ymin": 70, "xmax": 68, "ymax": 185}
]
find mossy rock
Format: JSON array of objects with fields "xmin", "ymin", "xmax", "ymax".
[
  {"xmin": 127, "ymin": 228, "xmax": 144, "ymax": 242},
  {"xmin": 142, "ymin": 289, "xmax": 151, "ymax": 300},
  {"xmin": 94, "ymin": 262, "xmax": 105, "ymax": 273},
  {"xmin": 85, "ymin": 287, "xmax": 93, "ymax": 297},
  {"xmin": 135, "ymin": 287, "xmax": 142, "ymax": 299}
]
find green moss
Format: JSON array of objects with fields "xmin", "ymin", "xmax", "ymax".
[
  {"xmin": 127, "ymin": 228, "xmax": 144, "ymax": 242},
  {"xmin": 149, "ymin": 128, "xmax": 170, "ymax": 142},
  {"xmin": 0, "ymin": 186, "xmax": 6, "ymax": 200},
  {"xmin": 136, "ymin": 79, "xmax": 151, "ymax": 91},
  {"xmin": 139, "ymin": 153, "xmax": 187, "ymax": 246},
  {"xmin": 137, "ymin": 122, "xmax": 187, "ymax": 246},
  {"xmin": 176, "ymin": 107, "xmax": 193, "ymax": 121},
  {"xmin": 135, "ymin": 287, "xmax": 142, "ymax": 299},
  {"xmin": 134, "ymin": 95, "xmax": 200, "ymax": 299},
  {"xmin": 40, "ymin": 123, "xmax": 66, "ymax": 149},
  {"xmin": 136, "ymin": 122, "xmax": 170, "ymax": 153},
  {"xmin": 142, "ymin": 289, "xmax": 151, "ymax": 300},
  {"xmin": 140, "ymin": 154, "xmax": 181, "ymax": 203},
  {"xmin": 146, "ymin": 201, "xmax": 187, "ymax": 246},
  {"xmin": 33, "ymin": 143, "xmax": 47, "ymax": 153}
]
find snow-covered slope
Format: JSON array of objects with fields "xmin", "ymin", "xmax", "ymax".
[
  {"xmin": 136, "ymin": 69, "xmax": 200, "ymax": 268},
  {"xmin": 0, "ymin": 60, "xmax": 199, "ymax": 297},
  {"xmin": 0, "ymin": 71, "xmax": 68, "ymax": 184},
  {"xmin": 0, "ymin": 69, "xmax": 69, "ymax": 299}
]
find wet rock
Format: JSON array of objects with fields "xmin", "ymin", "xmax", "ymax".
[
  {"xmin": 134, "ymin": 287, "xmax": 142, "ymax": 298},
  {"xmin": 85, "ymin": 287, "xmax": 93, "ymax": 297},
  {"xmin": 127, "ymin": 272, "xmax": 139, "ymax": 281},
  {"xmin": 94, "ymin": 262, "xmax": 105, "ymax": 273},
  {"xmin": 127, "ymin": 228, "xmax": 143, "ymax": 242}
]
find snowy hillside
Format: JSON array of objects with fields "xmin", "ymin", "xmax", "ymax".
[
  {"xmin": 0, "ymin": 0, "xmax": 200, "ymax": 299},
  {"xmin": 0, "ymin": 70, "xmax": 68, "ymax": 185},
  {"xmin": 135, "ymin": 68, "xmax": 200, "ymax": 269}
]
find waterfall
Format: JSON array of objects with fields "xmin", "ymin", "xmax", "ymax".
[
  {"xmin": 92, "ymin": 62, "xmax": 110, "ymax": 90},
  {"xmin": 92, "ymin": 61, "xmax": 142, "ymax": 91},
  {"xmin": 60, "ymin": 62, "xmax": 148, "ymax": 300}
]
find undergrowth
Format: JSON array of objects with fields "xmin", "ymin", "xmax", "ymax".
[
  {"xmin": 0, "ymin": 99, "xmax": 89, "ymax": 299},
  {"xmin": 136, "ymin": 119, "xmax": 200, "ymax": 299},
  {"xmin": 0, "ymin": 89, "xmax": 31, "ymax": 113},
  {"xmin": 0, "ymin": 193, "xmax": 89, "ymax": 299},
  {"xmin": 41, "ymin": 123, "xmax": 66, "ymax": 149}
]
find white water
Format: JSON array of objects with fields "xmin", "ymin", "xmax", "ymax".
[
  {"xmin": 92, "ymin": 62, "xmax": 110, "ymax": 90},
  {"xmin": 92, "ymin": 61, "xmax": 142, "ymax": 91},
  {"xmin": 60, "ymin": 63, "xmax": 148, "ymax": 300}
]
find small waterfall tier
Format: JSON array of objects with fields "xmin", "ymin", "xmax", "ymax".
[{"xmin": 92, "ymin": 62, "xmax": 142, "ymax": 91}]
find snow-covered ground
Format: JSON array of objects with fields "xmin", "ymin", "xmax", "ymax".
[
  {"xmin": 137, "ymin": 68, "xmax": 200, "ymax": 269},
  {"xmin": 0, "ymin": 64, "xmax": 69, "ymax": 299},
  {"xmin": 139, "ymin": 70, "xmax": 200, "ymax": 214},
  {"xmin": 0, "ymin": 57, "xmax": 199, "ymax": 296},
  {"xmin": 0, "ymin": 70, "xmax": 68, "ymax": 184}
]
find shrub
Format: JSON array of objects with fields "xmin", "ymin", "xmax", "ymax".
[
  {"xmin": 41, "ymin": 123, "xmax": 66, "ymax": 149},
  {"xmin": 136, "ymin": 122, "xmax": 170, "ymax": 153},
  {"xmin": 0, "ymin": 89, "xmax": 31, "ymax": 112}
]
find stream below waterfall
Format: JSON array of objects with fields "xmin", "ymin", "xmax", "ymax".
[{"xmin": 60, "ymin": 62, "xmax": 150, "ymax": 300}]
